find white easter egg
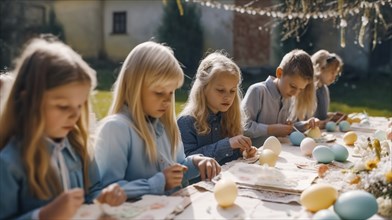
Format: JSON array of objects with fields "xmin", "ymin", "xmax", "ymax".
[
  {"xmin": 263, "ymin": 136, "xmax": 282, "ymax": 155},
  {"xmin": 374, "ymin": 130, "xmax": 387, "ymax": 141},
  {"xmin": 300, "ymin": 137, "xmax": 317, "ymax": 156},
  {"xmin": 259, "ymin": 149, "xmax": 278, "ymax": 167},
  {"xmin": 214, "ymin": 178, "xmax": 238, "ymax": 207}
]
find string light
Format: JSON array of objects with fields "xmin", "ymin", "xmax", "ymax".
[{"xmin": 188, "ymin": 0, "xmax": 392, "ymax": 48}]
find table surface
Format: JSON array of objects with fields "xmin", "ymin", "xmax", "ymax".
[{"xmin": 74, "ymin": 116, "xmax": 391, "ymax": 219}]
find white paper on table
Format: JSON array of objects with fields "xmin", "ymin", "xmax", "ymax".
[
  {"xmin": 220, "ymin": 163, "xmax": 318, "ymax": 194},
  {"xmin": 73, "ymin": 195, "xmax": 186, "ymax": 220}
]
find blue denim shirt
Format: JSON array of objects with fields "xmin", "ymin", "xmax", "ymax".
[
  {"xmin": 94, "ymin": 106, "xmax": 200, "ymax": 200},
  {"xmin": 0, "ymin": 137, "xmax": 102, "ymax": 220},
  {"xmin": 177, "ymin": 113, "xmax": 241, "ymax": 165}
]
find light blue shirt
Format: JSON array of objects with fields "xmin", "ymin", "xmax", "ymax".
[
  {"xmin": 94, "ymin": 106, "xmax": 200, "ymax": 199},
  {"xmin": 177, "ymin": 113, "xmax": 241, "ymax": 165},
  {"xmin": 0, "ymin": 137, "xmax": 102, "ymax": 220},
  {"xmin": 241, "ymin": 76, "xmax": 305, "ymax": 147}
]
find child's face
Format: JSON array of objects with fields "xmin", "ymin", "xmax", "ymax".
[
  {"xmin": 320, "ymin": 67, "xmax": 339, "ymax": 86},
  {"xmin": 204, "ymin": 72, "xmax": 238, "ymax": 114},
  {"xmin": 278, "ymin": 73, "xmax": 309, "ymax": 98},
  {"xmin": 43, "ymin": 82, "xmax": 90, "ymax": 139},
  {"xmin": 142, "ymin": 81, "xmax": 177, "ymax": 118}
]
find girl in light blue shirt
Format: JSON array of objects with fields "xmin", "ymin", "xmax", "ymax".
[
  {"xmin": 0, "ymin": 37, "xmax": 126, "ymax": 220},
  {"xmin": 94, "ymin": 41, "xmax": 221, "ymax": 200}
]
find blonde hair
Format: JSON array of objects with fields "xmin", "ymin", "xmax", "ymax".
[
  {"xmin": 279, "ymin": 49, "xmax": 315, "ymax": 121},
  {"xmin": 0, "ymin": 72, "xmax": 14, "ymax": 112},
  {"xmin": 109, "ymin": 41, "xmax": 184, "ymax": 163},
  {"xmin": 0, "ymin": 37, "xmax": 97, "ymax": 199},
  {"xmin": 179, "ymin": 52, "xmax": 244, "ymax": 137},
  {"xmin": 312, "ymin": 49, "xmax": 343, "ymax": 85}
]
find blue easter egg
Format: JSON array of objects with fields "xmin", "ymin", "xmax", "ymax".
[
  {"xmin": 313, "ymin": 209, "xmax": 341, "ymax": 220},
  {"xmin": 339, "ymin": 120, "xmax": 350, "ymax": 132},
  {"xmin": 289, "ymin": 131, "xmax": 305, "ymax": 146},
  {"xmin": 334, "ymin": 190, "xmax": 378, "ymax": 220},
  {"xmin": 312, "ymin": 145, "xmax": 334, "ymax": 164},
  {"xmin": 330, "ymin": 144, "xmax": 349, "ymax": 162},
  {"xmin": 325, "ymin": 121, "xmax": 337, "ymax": 132}
]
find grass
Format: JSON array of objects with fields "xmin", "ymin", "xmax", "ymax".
[{"xmin": 91, "ymin": 66, "xmax": 392, "ymax": 120}]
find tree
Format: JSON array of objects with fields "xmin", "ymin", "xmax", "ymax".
[{"xmin": 157, "ymin": 0, "xmax": 204, "ymax": 77}]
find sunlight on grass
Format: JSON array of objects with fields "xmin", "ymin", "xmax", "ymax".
[
  {"xmin": 92, "ymin": 91, "xmax": 391, "ymax": 120},
  {"xmin": 330, "ymin": 102, "xmax": 392, "ymax": 117}
]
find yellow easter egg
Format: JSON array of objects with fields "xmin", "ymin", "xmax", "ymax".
[
  {"xmin": 305, "ymin": 127, "xmax": 322, "ymax": 139},
  {"xmin": 343, "ymin": 131, "xmax": 357, "ymax": 145},
  {"xmin": 259, "ymin": 149, "xmax": 278, "ymax": 167},
  {"xmin": 214, "ymin": 178, "xmax": 238, "ymax": 207},
  {"xmin": 300, "ymin": 183, "xmax": 338, "ymax": 212}
]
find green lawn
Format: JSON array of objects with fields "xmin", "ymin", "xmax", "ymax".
[{"xmin": 91, "ymin": 66, "xmax": 392, "ymax": 120}]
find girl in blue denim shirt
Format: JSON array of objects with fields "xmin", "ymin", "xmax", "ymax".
[
  {"xmin": 0, "ymin": 36, "xmax": 126, "ymax": 220},
  {"xmin": 177, "ymin": 52, "xmax": 256, "ymax": 165},
  {"xmin": 94, "ymin": 41, "xmax": 221, "ymax": 200}
]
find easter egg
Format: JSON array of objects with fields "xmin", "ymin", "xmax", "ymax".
[
  {"xmin": 305, "ymin": 127, "xmax": 322, "ymax": 139},
  {"xmin": 325, "ymin": 121, "xmax": 337, "ymax": 132},
  {"xmin": 312, "ymin": 209, "xmax": 341, "ymax": 220},
  {"xmin": 374, "ymin": 130, "xmax": 387, "ymax": 141},
  {"xmin": 263, "ymin": 136, "xmax": 281, "ymax": 155},
  {"xmin": 300, "ymin": 183, "xmax": 338, "ymax": 212},
  {"xmin": 300, "ymin": 137, "xmax": 317, "ymax": 156},
  {"xmin": 330, "ymin": 144, "xmax": 349, "ymax": 162},
  {"xmin": 343, "ymin": 131, "xmax": 357, "ymax": 145},
  {"xmin": 289, "ymin": 131, "xmax": 305, "ymax": 146},
  {"xmin": 312, "ymin": 145, "xmax": 334, "ymax": 164},
  {"xmin": 339, "ymin": 120, "xmax": 350, "ymax": 132},
  {"xmin": 259, "ymin": 149, "xmax": 278, "ymax": 167},
  {"xmin": 214, "ymin": 178, "xmax": 238, "ymax": 207},
  {"xmin": 334, "ymin": 190, "xmax": 378, "ymax": 220},
  {"xmin": 360, "ymin": 118, "xmax": 370, "ymax": 125}
]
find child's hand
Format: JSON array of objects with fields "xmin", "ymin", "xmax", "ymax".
[
  {"xmin": 304, "ymin": 117, "xmax": 320, "ymax": 130},
  {"xmin": 163, "ymin": 163, "xmax": 187, "ymax": 190},
  {"xmin": 95, "ymin": 183, "xmax": 126, "ymax": 206},
  {"xmin": 267, "ymin": 124, "xmax": 293, "ymax": 137},
  {"xmin": 243, "ymin": 146, "xmax": 258, "ymax": 159},
  {"xmin": 193, "ymin": 155, "xmax": 221, "ymax": 181},
  {"xmin": 229, "ymin": 135, "xmax": 252, "ymax": 151},
  {"xmin": 39, "ymin": 188, "xmax": 84, "ymax": 219}
]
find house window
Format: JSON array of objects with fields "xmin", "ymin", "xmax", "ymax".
[{"xmin": 112, "ymin": 12, "xmax": 126, "ymax": 34}]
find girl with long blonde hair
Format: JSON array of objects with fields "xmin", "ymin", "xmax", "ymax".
[
  {"xmin": 94, "ymin": 41, "xmax": 220, "ymax": 199},
  {"xmin": 178, "ymin": 52, "xmax": 255, "ymax": 165},
  {"xmin": 0, "ymin": 36, "xmax": 125, "ymax": 220},
  {"xmin": 241, "ymin": 49, "xmax": 318, "ymax": 147},
  {"xmin": 312, "ymin": 49, "xmax": 344, "ymax": 128}
]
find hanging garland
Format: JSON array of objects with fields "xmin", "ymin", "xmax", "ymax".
[{"xmin": 185, "ymin": 0, "xmax": 392, "ymax": 48}]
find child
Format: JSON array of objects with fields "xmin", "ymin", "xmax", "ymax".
[
  {"xmin": 93, "ymin": 41, "xmax": 221, "ymax": 199},
  {"xmin": 0, "ymin": 37, "xmax": 126, "ymax": 220},
  {"xmin": 241, "ymin": 49, "xmax": 318, "ymax": 147},
  {"xmin": 177, "ymin": 52, "xmax": 255, "ymax": 165},
  {"xmin": 312, "ymin": 50, "xmax": 344, "ymax": 127}
]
